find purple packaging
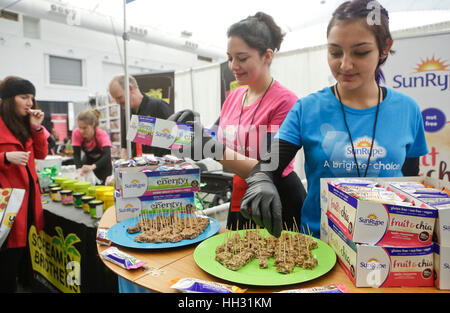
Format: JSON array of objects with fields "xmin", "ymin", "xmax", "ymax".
[
  {"xmin": 170, "ymin": 278, "xmax": 246, "ymax": 293},
  {"xmin": 277, "ymin": 284, "xmax": 349, "ymax": 293},
  {"xmin": 100, "ymin": 247, "xmax": 146, "ymax": 270},
  {"xmin": 127, "ymin": 115, "xmax": 193, "ymax": 150}
]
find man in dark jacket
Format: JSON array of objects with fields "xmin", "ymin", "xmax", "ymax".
[{"xmin": 109, "ymin": 74, "xmax": 172, "ymax": 158}]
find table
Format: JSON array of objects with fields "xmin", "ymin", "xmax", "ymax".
[
  {"xmin": 97, "ymin": 207, "xmax": 449, "ymax": 293},
  {"xmin": 28, "ymin": 195, "xmax": 118, "ymax": 293}
]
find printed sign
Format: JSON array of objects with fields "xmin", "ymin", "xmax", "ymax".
[
  {"xmin": 28, "ymin": 225, "xmax": 81, "ymax": 293},
  {"xmin": 384, "ymin": 33, "xmax": 450, "ymax": 181}
]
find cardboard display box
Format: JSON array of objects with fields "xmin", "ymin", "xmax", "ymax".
[
  {"xmin": 327, "ymin": 182, "xmax": 437, "ymax": 246},
  {"xmin": 126, "ymin": 115, "xmax": 193, "ymax": 150},
  {"xmin": 114, "ymin": 191, "xmax": 195, "ymax": 222},
  {"xmin": 434, "ymin": 243, "xmax": 450, "ymax": 290},
  {"xmin": 388, "ymin": 180, "xmax": 450, "ymax": 247},
  {"xmin": 320, "ymin": 176, "xmax": 449, "ymax": 246},
  {"xmin": 328, "ymin": 217, "xmax": 434, "ymax": 288},
  {"xmin": 116, "ymin": 165, "xmax": 200, "ymax": 198}
]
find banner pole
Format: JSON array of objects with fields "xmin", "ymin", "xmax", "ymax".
[{"xmin": 123, "ymin": 0, "xmax": 132, "ymax": 159}]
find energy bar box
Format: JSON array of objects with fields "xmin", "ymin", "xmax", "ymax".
[
  {"xmin": 126, "ymin": 115, "xmax": 193, "ymax": 150},
  {"xmin": 434, "ymin": 242, "xmax": 450, "ymax": 290},
  {"xmin": 116, "ymin": 165, "xmax": 200, "ymax": 198},
  {"xmin": 328, "ymin": 217, "xmax": 434, "ymax": 288},
  {"xmin": 322, "ymin": 177, "xmax": 437, "ymax": 246},
  {"xmin": 114, "ymin": 191, "xmax": 195, "ymax": 222}
]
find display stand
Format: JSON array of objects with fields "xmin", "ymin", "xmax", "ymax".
[{"xmin": 96, "ymin": 94, "xmax": 121, "ymax": 159}]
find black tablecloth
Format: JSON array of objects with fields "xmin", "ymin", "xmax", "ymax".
[{"xmin": 28, "ymin": 195, "xmax": 118, "ymax": 293}]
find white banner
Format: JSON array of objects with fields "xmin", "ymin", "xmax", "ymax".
[{"xmin": 383, "ymin": 32, "xmax": 450, "ymax": 181}]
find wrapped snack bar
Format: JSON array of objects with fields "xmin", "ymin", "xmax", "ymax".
[
  {"xmin": 100, "ymin": 246, "xmax": 146, "ymax": 270},
  {"xmin": 170, "ymin": 278, "xmax": 246, "ymax": 293},
  {"xmin": 277, "ymin": 284, "xmax": 349, "ymax": 293}
]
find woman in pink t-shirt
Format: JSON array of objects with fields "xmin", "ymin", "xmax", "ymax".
[
  {"xmin": 170, "ymin": 12, "xmax": 306, "ymax": 232},
  {"xmin": 72, "ymin": 109, "xmax": 112, "ymax": 184}
]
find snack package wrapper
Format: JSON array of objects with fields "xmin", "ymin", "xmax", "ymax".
[
  {"xmin": 96, "ymin": 227, "xmax": 111, "ymax": 246},
  {"xmin": 100, "ymin": 247, "xmax": 146, "ymax": 270},
  {"xmin": 170, "ymin": 278, "xmax": 247, "ymax": 293},
  {"xmin": 277, "ymin": 284, "xmax": 349, "ymax": 293},
  {"xmin": 127, "ymin": 115, "xmax": 216, "ymax": 150},
  {"xmin": 0, "ymin": 188, "xmax": 26, "ymax": 248}
]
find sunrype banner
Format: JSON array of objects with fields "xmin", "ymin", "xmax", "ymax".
[{"xmin": 384, "ymin": 32, "xmax": 450, "ymax": 181}]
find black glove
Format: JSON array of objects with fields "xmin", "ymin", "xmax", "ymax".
[
  {"xmin": 168, "ymin": 109, "xmax": 225, "ymax": 161},
  {"xmin": 240, "ymin": 172, "xmax": 282, "ymax": 237},
  {"xmin": 167, "ymin": 109, "xmax": 198, "ymax": 124}
]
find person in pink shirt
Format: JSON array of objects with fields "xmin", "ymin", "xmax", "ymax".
[
  {"xmin": 169, "ymin": 12, "xmax": 306, "ymax": 232},
  {"xmin": 72, "ymin": 109, "xmax": 112, "ymax": 184}
]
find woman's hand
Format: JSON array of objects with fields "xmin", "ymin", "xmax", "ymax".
[
  {"xmin": 240, "ymin": 172, "xmax": 282, "ymax": 237},
  {"xmin": 5, "ymin": 151, "xmax": 31, "ymax": 166},
  {"xmin": 80, "ymin": 164, "xmax": 96, "ymax": 175},
  {"xmin": 168, "ymin": 109, "xmax": 225, "ymax": 161},
  {"xmin": 27, "ymin": 109, "xmax": 45, "ymax": 129},
  {"xmin": 105, "ymin": 175, "xmax": 114, "ymax": 186}
]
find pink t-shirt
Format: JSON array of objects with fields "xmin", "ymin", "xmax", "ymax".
[
  {"xmin": 72, "ymin": 128, "xmax": 112, "ymax": 152},
  {"xmin": 218, "ymin": 80, "xmax": 298, "ymax": 177}
]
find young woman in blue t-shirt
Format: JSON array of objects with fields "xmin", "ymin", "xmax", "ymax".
[{"xmin": 240, "ymin": 0, "xmax": 429, "ymax": 238}]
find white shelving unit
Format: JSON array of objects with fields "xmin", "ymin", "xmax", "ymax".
[{"xmin": 96, "ymin": 94, "xmax": 121, "ymax": 159}]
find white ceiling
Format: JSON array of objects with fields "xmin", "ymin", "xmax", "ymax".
[{"xmin": 39, "ymin": 0, "xmax": 450, "ymax": 51}]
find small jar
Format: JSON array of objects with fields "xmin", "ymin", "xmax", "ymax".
[
  {"xmin": 89, "ymin": 200, "xmax": 104, "ymax": 219},
  {"xmin": 73, "ymin": 192, "xmax": 85, "ymax": 208},
  {"xmin": 88, "ymin": 186, "xmax": 98, "ymax": 197},
  {"xmin": 73, "ymin": 182, "xmax": 91, "ymax": 194},
  {"xmin": 54, "ymin": 176, "xmax": 70, "ymax": 186},
  {"xmin": 81, "ymin": 195, "xmax": 95, "ymax": 213},
  {"xmin": 44, "ymin": 183, "xmax": 59, "ymax": 194},
  {"xmin": 103, "ymin": 191, "xmax": 115, "ymax": 211},
  {"xmin": 60, "ymin": 190, "xmax": 73, "ymax": 205},
  {"xmin": 61, "ymin": 180, "xmax": 78, "ymax": 192},
  {"xmin": 50, "ymin": 187, "xmax": 62, "ymax": 202}
]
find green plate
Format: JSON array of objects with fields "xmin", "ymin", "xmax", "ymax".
[{"xmin": 193, "ymin": 229, "xmax": 336, "ymax": 286}]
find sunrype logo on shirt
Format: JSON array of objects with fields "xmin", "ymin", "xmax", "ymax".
[
  {"xmin": 392, "ymin": 55, "xmax": 450, "ymax": 91},
  {"xmin": 345, "ymin": 137, "xmax": 386, "ymax": 160}
]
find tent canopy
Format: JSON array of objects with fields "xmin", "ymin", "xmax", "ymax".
[{"xmin": 70, "ymin": 0, "xmax": 450, "ymax": 51}]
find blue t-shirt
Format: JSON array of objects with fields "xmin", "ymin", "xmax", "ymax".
[{"xmin": 276, "ymin": 86, "xmax": 428, "ymax": 237}]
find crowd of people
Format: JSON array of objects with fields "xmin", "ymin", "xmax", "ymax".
[{"xmin": 0, "ymin": 0, "xmax": 428, "ymax": 292}]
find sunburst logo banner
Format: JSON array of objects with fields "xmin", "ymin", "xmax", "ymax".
[
  {"xmin": 383, "ymin": 31, "xmax": 450, "ymax": 182},
  {"xmin": 415, "ymin": 56, "xmax": 449, "ymax": 72}
]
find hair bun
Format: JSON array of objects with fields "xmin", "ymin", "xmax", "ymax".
[{"xmin": 228, "ymin": 12, "xmax": 284, "ymax": 55}]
